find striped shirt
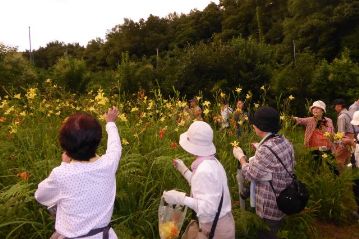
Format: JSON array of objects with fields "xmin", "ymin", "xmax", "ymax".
[{"xmin": 337, "ymin": 109, "xmax": 354, "ymax": 134}]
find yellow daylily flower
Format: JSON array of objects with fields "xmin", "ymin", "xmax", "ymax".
[
  {"xmin": 122, "ymin": 138, "xmax": 129, "ymax": 145},
  {"xmin": 119, "ymin": 113, "xmax": 128, "ymax": 122},
  {"xmin": 95, "ymin": 89, "xmax": 109, "ymax": 106},
  {"xmin": 334, "ymin": 132, "xmax": 344, "ymax": 141},
  {"xmin": 26, "ymin": 88, "xmax": 37, "ymax": 100},
  {"xmin": 230, "ymin": 141, "xmax": 239, "ymax": 147},
  {"xmin": 131, "ymin": 107, "xmax": 139, "ymax": 112},
  {"xmin": 203, "ymin": 108, "xmax": 210, "ymax": 115},
  {"xmin": 203, "ymin": 101, "xmax": 211, "ymax": 107}
]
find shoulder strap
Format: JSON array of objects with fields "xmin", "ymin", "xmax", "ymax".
[
  {"xmin": 263, "ymin": 145, "xmax": 294, "ymax": 198},
  {"xmin": 342, "ymin": 112, "xmax": 355, "ymax": 132},
  {"xmin": 262, "ymin": 145, "xmax": 294, "ymax": 179},
  {"xmin": 208, "ymin": 189, "xmax": 224, "ymax": 239},
  {"xmin": 342, "ymin": 112, "xmax": 352, "ymax": 120},
  {"xmin": 269, "ymin": 180, "xmax": 277, "ymax": 196}
]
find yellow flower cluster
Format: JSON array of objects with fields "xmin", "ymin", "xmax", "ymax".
[
  {"xmin": 324, "ymin": 131, "xmax": 345, "ymax": 143},
  {"xmin": 94, "ymin": 89, "xmax": 109, "ymax": 106},
  {"xmin": 26, "ymin": 88, "xmax": 37, "ymax": 100}
]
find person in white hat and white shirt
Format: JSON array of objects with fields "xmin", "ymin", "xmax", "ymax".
[
  {"xmin": 350, "ymin": 111, "xmax": 359, "ymax": 218},
  {"xmin": 293, "ymin": 100, "xmax": 334, "ymax": 150},
  {"xmin": 349, "ymin": 99, "xmax": 359, "ymax": 142},
  {"xmin": 162, "ymin": 121, "xmax": 235, "ymax": 239}
]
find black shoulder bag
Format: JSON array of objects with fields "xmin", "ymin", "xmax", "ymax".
[{"xmin": 262, "ymin": 145, "xmax": 309, "ymax": 215}]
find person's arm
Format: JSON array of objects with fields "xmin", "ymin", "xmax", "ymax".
[
  {"xmin": 293, "ymin": 116, "xmax": 310, "ymax": 126},
  {"xmin": 163, "ymin": 168, "xmax": 220, "ymax": 217},
  {"xmin": 337, "ymin": 115, "xmax": 346, "ymax": 133},
  {"xmin": 239, "ymin": 147, "xmax": 273, "ymax": 181},
  {"xmin": 104, "ymin": 107, "xmax": 122, "ymax": 171},
  {"xmin": 173, "ymin": 159, "xmax": 192, "ymax": 185},
  {"xmin": 34, "ymin": 170, "xmax": 60, "ymax": 207},
  {"xmin": 182, "ymin": 169, "xmax": 220, "ymax": 217}
]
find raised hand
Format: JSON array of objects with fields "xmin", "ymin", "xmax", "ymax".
[{"xmin": 104, "ymin": 106, "xmax": 119, "ymax": 123}]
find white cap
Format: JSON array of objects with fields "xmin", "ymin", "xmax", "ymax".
[
  {"xmin": 179, "ymin": 121, "xmax": 216, "ymax": 156},
  {"xmin": 309, "ymin": 100, "xmax": 326, "ymax": 113},
  {"xmin": 351, "ymin": 111, "xmax": 359, "ymax": 126}
]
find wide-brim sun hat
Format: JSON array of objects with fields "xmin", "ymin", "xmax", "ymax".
[
  {"xmin": 351, "ymin": 111, "xmax": 359, "ymax": 126},
  {"xmin": 179, "ymin": 121, "xmax": 216, "ymax": 156},
  {"xmin": 309, "ymin": 100, "xmax": 326, "ymax": 113}
]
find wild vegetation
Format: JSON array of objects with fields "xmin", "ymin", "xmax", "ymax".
[
  {"xmin": 0, "ymin": 0, "xmax": 359, "ymax": 238},
  {"xmin": 0, "ymin": 85, "xmax": 358, "ymax": 238}
]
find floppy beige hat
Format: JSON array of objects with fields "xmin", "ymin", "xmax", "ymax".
[
  {"xmin": 309, "ymin": 100, "xmax": 326, "ymax": 113},
  {"xmin": 351, "ymin": 111, "xmax": 359, "ymax": 126},
  {"xmin": 179, "ymin": 121, "xmax": 216, "ymax": 156}
]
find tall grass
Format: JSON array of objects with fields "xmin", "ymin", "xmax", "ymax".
[{"xmin": 0, "ymin": 85, "xmax": 357, "ymax": 238}]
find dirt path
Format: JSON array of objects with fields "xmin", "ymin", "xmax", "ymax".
[{"xmin": 314, "ymin": 221, "xmax": 359, "ymax": 239}]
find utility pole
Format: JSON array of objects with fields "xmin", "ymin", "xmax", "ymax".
[
  {"xmin": 28, "ymin": 26, "xmax": 33, "ymax": 64},
  {"xmin": 293, "ymin": 40, "xmax": 296, "ymax": 66},
  {"xmin": 156, "ymin": 48, "xmax": 159, "ymax": 68}
]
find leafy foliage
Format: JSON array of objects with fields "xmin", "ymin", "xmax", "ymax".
[{"xmin": 0, "ymin": 85, "xmax": 358, "ymax": 238}]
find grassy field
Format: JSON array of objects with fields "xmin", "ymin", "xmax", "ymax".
[{"xmin": 0, "ymin": 84, "xmax": 358, "ymax": 238}]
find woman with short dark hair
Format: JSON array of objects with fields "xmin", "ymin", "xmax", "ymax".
[{"xmin": 35, "ymin": 107, "xmax": 122, "ymax": 239}]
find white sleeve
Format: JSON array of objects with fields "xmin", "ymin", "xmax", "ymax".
[
  {"xmin": 185, "ymin": 169, "xmax": 221, "ymax": 219},
  {"xmin": 105, "ymin": 122, "xmax": 122, "ymax": 171},
  {"xmin": 34, "ymin": 170, "xmax": 60, "ymax": 207}
]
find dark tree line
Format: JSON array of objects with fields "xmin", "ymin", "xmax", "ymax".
[{"xmin": 1, "ymin": 0, "xmax": 358, "ymax": 114}]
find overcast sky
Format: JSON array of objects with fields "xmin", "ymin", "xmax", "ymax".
[{"xmin": 0, "ymin": 0, "xmax": 219, "ymax": 51}]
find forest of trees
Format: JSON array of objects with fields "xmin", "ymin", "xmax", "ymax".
[{"xmin": 1, "ymin": 0, "xmax": 358, "ymax": 112}]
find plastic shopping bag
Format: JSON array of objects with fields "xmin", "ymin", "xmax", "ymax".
[{"xmin": 158, "ymin": 196, "xmax": 187, "ymax": 239}]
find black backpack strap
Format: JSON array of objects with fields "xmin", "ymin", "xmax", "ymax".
[
  {"xmin": 208, "ymin": 189, "xmax": 224, "ymax": 239},
  {"xmin": 269, "ymin": 180, "xmax": 277, "ymax": 196},
  {"xmin": 262, "ymin": 145, "xmax": 294, "ymax": 198},
  {"xmin": 262, "ymin": 145, "xmax": 294, "ymax": 179}
]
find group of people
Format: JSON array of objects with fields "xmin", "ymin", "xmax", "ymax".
[
  {"xmin": 187, "ymin": 97, "xmax": 247, "ymax": 136},
  {"xmin": 34, "ymin": 97, "xmax": 359, "ymax": 239},
  {"xmin": 293, "ymin": 99, "xmax": 359, "ymax": 170}
]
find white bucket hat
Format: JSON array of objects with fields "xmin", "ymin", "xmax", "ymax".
[
  {"xmin": 309, "ymin": 100, "xmax": 326, "ymax": 113},
  {"xmin": 351, "ymin": 111, "xmax": 359, "ymax": 126},
  {"xmin": 179, "ymin": 121, "xmax": 216, "ymax": 156}
]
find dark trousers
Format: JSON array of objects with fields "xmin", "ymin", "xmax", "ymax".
[{"xmin": 258, "ymin": 218, "xmax": 281, "ymax": 239}]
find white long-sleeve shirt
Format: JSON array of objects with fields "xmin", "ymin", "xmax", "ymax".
[
  {"xmin": 35, "ymin": 122, "xmax": 122, "ymax": 239},
  {"xmin": 184, "ymin": 159, "xmax": 232, "ymax": 224}
]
